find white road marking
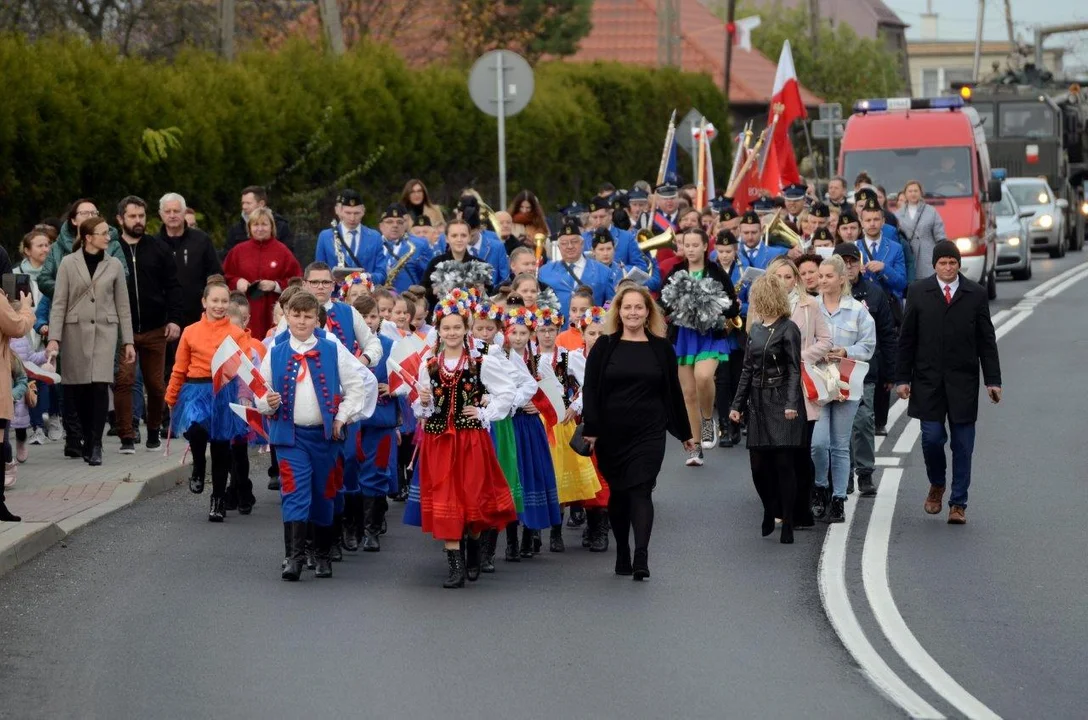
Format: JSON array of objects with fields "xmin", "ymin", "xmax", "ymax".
[
  {"xmin": 990, "ymin": 309, "xmax": 1011, "ymax": 326},
  {"xmin": 875, "ymin": 456, "xmax": 901, "ymax": 466},
  {"xmin": 1024, "ymin": 261, "xmax": 1088, "ymax": 297},
  {"xmin": 875, "ymin": 435, "xmax": 885, "ymax": 451},
  {"xmin": 886, "ymin": 398, "xmax": 907, "ymax": 430},
  {"xmin": 893, "ymin": 419, "xmax": 920, "ymax": 454},
  {"xmin": 863, "ymin": 469, "xmax": 1003, "ymax": 720},
  {"xmin": 818, "ymin": 499, "xmax": 945, "ymax": 719},
  {"xmin": 995, "ymin": 311, "xmax": 1030, "ymax": 341},
  {"xmin": 1044, "ymin": 267, "xmax": 1088, "ymax": 298}
]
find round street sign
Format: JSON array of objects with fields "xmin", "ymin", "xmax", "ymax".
[{"xmin": 468, "ymin": 50, "xmax": 535, "ymax": 118}]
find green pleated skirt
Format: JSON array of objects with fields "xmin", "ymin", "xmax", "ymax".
[{"xmin": 490, "ymin": 417, "xmax": 523, "ymax": 513}]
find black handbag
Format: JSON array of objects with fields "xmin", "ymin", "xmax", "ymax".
[{"xmin": 568, "ymin": 423, "xmax": 593, "ymax": 457}]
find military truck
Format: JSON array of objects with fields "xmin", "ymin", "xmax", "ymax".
[{"xmin": 954, "ymin": 64, "xmax": 1088, "ymax": 253}]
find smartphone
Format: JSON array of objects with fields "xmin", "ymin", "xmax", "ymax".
[{"xmin": 1, "ymin": 273, "xmax": 31, "ymax": 301}]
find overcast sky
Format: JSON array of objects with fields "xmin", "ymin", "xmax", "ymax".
[{"xmin": 891, "ymin": 0, "xmax": 1088, "ymax": 69}]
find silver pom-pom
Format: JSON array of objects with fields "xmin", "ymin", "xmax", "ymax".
[
  {"xmin": 432, "ymin": 259, "xmax": 493, "ymax": 295},
  {"xmin": 660, "ymin": 270, "xmax": 733, "ymax": 333},
  {"xmin": 537, "ymin": 287, "xmax": 561, "ymax": 314}
]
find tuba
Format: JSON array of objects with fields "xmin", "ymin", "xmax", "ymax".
[
  {"xmin": 763, "ymin": 210, "xmax": 802, "ymax": 249},
  {"xmin": 637, "ymin": 227, "xmax": 674, "ymax": 256},
  {"xmin": 383, "ymin": 240, "xmax": 417, "ymax": 288}
]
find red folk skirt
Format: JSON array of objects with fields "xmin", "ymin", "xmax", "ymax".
[
  {"xmin": 583, "ymin": 454, "xmax": 611, "ymax": 509},
  {"xmin": 418, "ymin": 427, "xmax": 517, "ymax": 541}
]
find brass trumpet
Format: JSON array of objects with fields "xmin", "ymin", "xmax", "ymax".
[
  {"xmin": 762, "ymin": 210, "xmax": 802, "ymax": 249},
  {"xmin": 637, "ymin": 227, "xmax": 674, "ymax": 256}
]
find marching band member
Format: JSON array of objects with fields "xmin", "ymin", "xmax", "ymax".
[
  {"xmin": 538, "ymin": 218, "xmax": 614, "ymax": 318},
  {"xmin": 422, "ymin": 218, "xmax": 494, "ymax": 307},
  {"xmin": 412, "ymin": 291, "xmax": 518, "ymax": 588},
  {"xmin": 257, "ymin": 291, "xmax": 376, "ymax": 581},
  {"xmin": 431, "ymin": 196, "xmax": 510, "ymax": 286},
  {"xmin": 165, "ymin": 276, "xmax": 249, "ymax": 522},
  {"xmin": 585, "ymin": 196, "xmax": 649, "ymax": 274},
  {"xmin": 313, "ymin": 189, "xmax": 386, "ymax": 282},
  {"xmin": 378, "ymin": 204, "xmax": 432, "ymax": 294},
  {"xmin": 737, "ymin": 210, "xmax": 788, "ymax": 272},
  {"xmin": 660, "ymin": 228, "xmax": 740, "ymax": 465},
  {"xmin": 503, "ymin": 301, "xmax": 562, "ymax": 558},
  {"xmin": 534, "ymin": 308, "xmax": 600, "ymax": 552}
]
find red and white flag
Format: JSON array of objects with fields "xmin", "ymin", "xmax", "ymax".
[
  {"xmin": 801, "ymin": 362, "xmax": 832, "ymax": 404},
  {"xmin": 532, "ymin": 363, "xmax": 565, "ymax": 441},
  {"xmin": 387, "ymin": 334, "xmax": 428, "ymax": 402},
  {"xmin": 212, "ymin": 336, "xmax": 268, "ymax": 399},
  {"xmin": 24, "ymin": 359, "xmax": 60, "ymax": 385},
  {"xmin": 229, "ymin": 403, "xmax": 269, "ymax": 442},
  {"xmin": 760, "ymin": 40, "xmax": 805, "ymax": 192},
  {"xmin": 730, "ymin": 16, "xmax": 761, "ymax": 52},
  {"xmin": 836, "ymin": 358, "xmax": 869, "ymax": 401}
]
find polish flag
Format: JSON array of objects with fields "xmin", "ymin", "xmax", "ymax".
[
  {"xmin": 835, "ymin": 358, "xmax": 869, "ymax": 401},
  {"xmin": 24, "ymin": 359, "xmax": 60, "ymax": 385},
  {"xmin": 532, "ymin": 363, "xmax": 566, "ymax": 442},
  {"xmin": 387, "ymin": 333, "xmax": 428, "ymax": 402},
  {"xmin": 730, "ymin": 16, "xmax": 761, "ymax": 52},
  {"xmin": 212, "ymin": 336, "xmax": 268, "ymax": 399},
  {"xmin": 760, "ymin": 40, "xmax": 805, "ymax": 192},
  {"xmin": 230, "ymin": 403, "xmax": 269, "ymax": 442},
  {"xmin": 801, "ymin": 362, "xmax": 832, "ymax": 404}
]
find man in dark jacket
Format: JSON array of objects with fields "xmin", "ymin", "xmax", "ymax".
[
  {"xmin": 114, "ymin": 196, "xmax": 183, "ymax": 453},
  {"xmin": 224, "ymin": 185, "xmax": 293, "ymax": 255},
  {"xmin": 896, "ymin": 241, "xmax": 1001, "ymax": 525},
  {"xmin": 834, "ymin": 243, "xmax": 896, "ymax": 497}
]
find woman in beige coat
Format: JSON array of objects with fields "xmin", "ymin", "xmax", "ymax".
[
  {"xmin": 46, "ymin": 216, "xmax": 134, "ymax": 467},
  {"xmin": 0, "ymin": 291, "xmax": 34, "ymax": 522},
  {"xmin": 766, "ymin": 257, "xmax": 832, "ymax": 527}
]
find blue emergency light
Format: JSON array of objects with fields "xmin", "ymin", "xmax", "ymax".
[
  {"xmin": 853, "ymin": 96, "xmax": 965, "ymax": 113},
  {"xmin": 991, "ymin": 168, "xmax": 1008, "ymax": 180}
]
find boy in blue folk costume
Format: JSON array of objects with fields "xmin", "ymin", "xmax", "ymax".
[{"xmin": 258, "ymin": 291, "xmax": 376, "ymax": 581}]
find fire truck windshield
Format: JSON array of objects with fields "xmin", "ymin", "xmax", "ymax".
[{"xmin": 843, "ymin": 147, "xmax": 973, "ymax": 198}]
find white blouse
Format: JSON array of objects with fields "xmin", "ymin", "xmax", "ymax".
[{"xmin": 412, "ymin": 352, "xmax": 517, "ymax": 430}]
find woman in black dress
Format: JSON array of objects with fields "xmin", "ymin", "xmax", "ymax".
[
  {"xmin": 729, "ymin": 275, "xmax": 804, "ymax": 544},
  {"xmin": 582, "ymin": 286, "xmax": 696, "ymax": 580}
]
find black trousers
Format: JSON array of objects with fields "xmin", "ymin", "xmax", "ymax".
[
  {"xmin": 792, "ymin": 421, "xmax": 816, "ymax": 526},
  {"xmin": 608, "ymin": 480, "xmax": 655, "ymax": 554},
  {"xmin": 68, "ymin": 383, "xmax": 109, "ymax": 450},
  {"xmin": 874, "ymin": 384, "xmax": 890, "ymax": 429},
  {"xmin": 187, "ymin": 425, "xmax": 232, "ymax": 499},
  {"xmin": 0, "ymin": 419, "xmax": 8, "ymax": 503},
  {"xmin": 715, "ymin": 343, "xmax": 746, "ymax": 422},
  {"xmin": 748, "ymin": 448, "xmax": 798, "ymax": 526},
  {"xmin": 227, "ymin": 439, "xmax": 255, "ymax": 505},
  {"xmin": 61, "ymin": 383, "xmax": 84, "ymax": 447}
]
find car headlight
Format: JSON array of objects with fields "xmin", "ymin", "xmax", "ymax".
[
  {"xmin": 1007, "ymin": 236, "xmax": 1020, "ymax": 247},
  {"xmin": 1081, "ymin": 200, "xmax": 1088, "ymax": 216},
  {"xmin": 955, "ymin": 237, "xmax": 977, "ymax": 253},
  {"xmin": 1033, "ymin": 213, "xmax": 1054, "ymax": 229}
]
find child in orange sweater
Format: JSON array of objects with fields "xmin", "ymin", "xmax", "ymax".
[{"xmin": 165, "ymin": 276, "xmax": 249, "ymax": 522}]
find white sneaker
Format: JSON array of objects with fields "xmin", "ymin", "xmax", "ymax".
[
  {"xmin": 685, "ymin": 449, "xmax": 705, "ymax": 467},
  {"xmin": 46, "ymin": 416, "xmax": 64, "ymax": 442},
  {"xmin": 28, "ymin": 427, "xmax": 46, "ymax": 445},
  {"xmin": 3, "ymin": 462, "xmax": 16, "ymax": 488},
  {"xmin": 700, "ymin": 418, "xmax": 718, "ymax": 450}
]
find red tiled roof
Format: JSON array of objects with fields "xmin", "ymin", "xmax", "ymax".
[{"xmin": 570, "ymin": 0, "xmax": 823, "ymax": 106}]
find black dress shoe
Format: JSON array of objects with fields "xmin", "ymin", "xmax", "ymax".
[
  {"xmin": 0, "ymin": 502, "xmax": 22, "ymax": 523},
  {"xmin": 857, "ymin": 474, "xmax": 877, "ymax": 497},
  {"xmin": 762, "ymin": 512, "xmax": 776, "ymax": 537},
  {"xmin": 875, "ymin": 425, "xmax": 888, "ymax": 436},
  {"xmin": 632, "ymin": 549, "xmax": 650, "ymax": 581},
  {"xmin": 87, "ymin": 445, "xmax": 103, "ymax": 466},
  {"xmin": 267, "ymin": 476, "xmax": 280, "ymax": 491},
  {"xmin": 64, "ymin": 443, "xmax": 83, "ymax": 459}
]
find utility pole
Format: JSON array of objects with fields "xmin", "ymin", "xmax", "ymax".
[
  {"xmin": 1002, "ymin": 0, "xmax": 1015, "ymax": 45},
  {"xmin": 318, "ymin": 0, "xmax": 346, "ymax": 56},
  {"xmin": 808, "ymin": 0, "xmax": 819, "ymax": 51},
  {"xmin": 723, "ymin": 0, "xmax": 737, "ymax": 98},
  {"xmin": 658, "ymin": 0, "xmax": 680, "ymax": 67},
  {"xmin": 972, "ymin": 0, "xmax": 986, "ymax": 82},
  {"xmin": 218, "ymin": 0, "xmax": 235, "ymax": 61}
]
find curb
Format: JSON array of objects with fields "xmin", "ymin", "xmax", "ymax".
[{"xmin": 0, "ymin": 463, "xmax": 190, "ymax": 579}]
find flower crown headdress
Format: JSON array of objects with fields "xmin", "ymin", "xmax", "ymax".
[{"xmin": 578, "ymin": 306, "xmax": 607, "ymax": 330}]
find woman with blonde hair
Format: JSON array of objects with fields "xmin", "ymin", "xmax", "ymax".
[
  {"xmin": 894, "ymin": 179, "xmax": 946, "ymax": 279},
  {"xmin": 222, "ymin": 206, "xmax": 302, "ymax": 340},
  {"xmin": 729, "ymin": 274, "xmax": 804, "ymax": 544},
  {"xmin": 811, "ymin": 255, "xmax": 875, "ymax": 523},
  {"xmin": 764, "ymin": 257, "xmax": 832, "ymax": 527},
  {"xmin": 582, "ymin": 286, "xmax": 694, "ymax": 579},
  {"xmin": 399, "ymin": 178, "xmax": 444, "ymax": 227}
]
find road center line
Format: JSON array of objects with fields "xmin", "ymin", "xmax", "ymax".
[
  {"xmin": 1023, "ymin": 261, "xmax": 1088, "ymax": 298},
  {"xmin": 862, "ymin": 469, "xmax": 1002, "ymax": 720},
  {"xmin": 818, "ymin": 500, "xmax": 945, "ymax": 719},
  {"xmin": 994, "ymin": 311, "xmax": 1031, "ymax": 341},
  {"xmin": 990, "ymin": 309, "xmax": 1011, "ymax": 326},
  {"xmin": 1044, "ymin": 266, "xmax": 1088, "ymax": 298},
  {"xmin": 893, "ymin": 419, "xmax": 920, "ymax": 454}
]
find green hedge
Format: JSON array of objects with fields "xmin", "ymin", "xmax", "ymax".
[{"xmin": 0, "ymin": 34, "xmax": 730, "ymax": 257}]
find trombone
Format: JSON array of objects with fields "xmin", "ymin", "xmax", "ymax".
[{"xmin": 762, "ymin": 210, "xmax": 802, "ymax": 249}]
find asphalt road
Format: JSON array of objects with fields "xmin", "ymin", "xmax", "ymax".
[{"xmin": 0, "ymin": 252, "xmax": 1083, "ymax": 720}]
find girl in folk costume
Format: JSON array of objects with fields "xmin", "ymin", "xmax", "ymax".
[
  {"xmin": 502, "ymin": 301, "xmax": 562, "ymax": 559},
  {"xmin": 410, "ymin": 291, "xmax": 518, "ymax": 588},
  {"xmin": 165, "ymin": 276, "xmax": 250, "ymax": 522},
  {"xmin": 660, "ymin": 228, "xmax": 740, "ymax": 467},
  {"xmin": 336, "ymin": 271, "xmax": 374, "ymax": 306},
  {"xmin": 576, "ymin": 306, "xmax": 612, "ymax": 552},
  {"xmin": 352, "ymin": 295, "xmax": 400, "ymax": 552},
  {"xmin": 533, "ymin": 307, "xmax": 600, "ymax": 553},
  {"xmin": 471, "ymin": 299, "xmax": 523, "ymax": 573}
]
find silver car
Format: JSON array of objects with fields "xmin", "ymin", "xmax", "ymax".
[
  {"xmin": 994, "ymin": 185, "xmax": 1034, "ymax": 280},
  {"xmin": 1004, "ymin": 177, "xmax": 1069, "ymax": 258}
]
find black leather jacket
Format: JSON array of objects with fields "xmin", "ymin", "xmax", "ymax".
[{"xmin": 731, "ymin": 316, "xmax": 802, "ymax": 412}]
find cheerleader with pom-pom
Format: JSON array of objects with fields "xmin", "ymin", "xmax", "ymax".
[
  {"xmin": 533, "ymin": 307, "xmax": 600, "ymax": 553},
  {"xmin": 165, "ymin": 276, "xmax": 250, "ymax": 522},
  {"xmin": 502, "ymin": 300, "xmax": 562, "ymax": 559},
  {"xmin": 409, "ymin": 291, "xmax": 518, "ymax": 588}
]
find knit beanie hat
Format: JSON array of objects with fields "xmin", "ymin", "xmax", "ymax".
[{"xmin": 931, "ymin": 240, "xmax": 961, "ymax": 267}]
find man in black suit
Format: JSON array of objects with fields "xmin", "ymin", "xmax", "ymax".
[{"xmin": 895, "ymin": 241, "xmax": 1002, "ymax": 525}]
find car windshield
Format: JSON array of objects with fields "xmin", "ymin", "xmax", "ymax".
[
  {"xmin": 999, "ymin": 102, "xmax": 1056, "ymax": 138},
  {"xmin": 993, "ymin": 192, "xmax": 1016, "ymax": 216},
  {"xmin": 843, "ymin": 147, "xmax": 973, "ymax": 198},
  {"xmin": 973, "ymin": 103, "xmax": 995, "ymax": 139},
  {"xmin": 1006, "ymin": 183, "xmax": 1051, "ymax": 207}
]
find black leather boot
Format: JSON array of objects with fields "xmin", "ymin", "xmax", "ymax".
[
  {"xmin": 304, "ymin": 524, "xmax": 316, "ymax": 570},
  {"xmin": 632, "ymin": 548, "xmax": 650, "ymax": 581},
  {"xmin": 857, "ymin": 473, "xmax": 877, "ymax": 497},
  {"xmin": 504, "ymin": 523, "xmax": 520, "ymax": 562},
  {"xmin": 189, "ymin": 472, "xmax": 205, "ymax": 495},
  {"xmin": 566, "ymin": 505, "xmax": 586, "ymax": 527},
  {"xmin": 362, "ymin": 496, "xmax": 381, "ymax": 552},
  {"xmin": 549, "ymin": 524, "xmax": 565, "ymax": 553},
  {"xmin": 314, "ymin": 525, "xmax": 333, "ymax": 578},
  {"xmin": 281, "ymin": 522, "xmax": 306, "ymax": 581},
  {"xmin": 828, "ymin": 496, "xmax": 846, "ymax": 524},
  {"xmin": 519, "ymin": 526, "xmax": 534, "ymax": 558},
  {"xmin": 847, "ymin": 474, "xmax": 855, "ymax": 495},
  {"xmin": 329, "ymin": 514, "xmax": 344, "ymax": 562},
  {"xmin": 480, "ymin": 529, "xmax": 498, "ymax": 573},
  {"xmin": 208, "ymin": 496, "xmax": 225, "ymax": 522},
  {"xmin": 443, "ymin": 548, "xmax": 466, "ymax": 588},
  {"xmin": 589, "ymin": 511, "xmax": 609, "ymax": 552},
  {"xmin": 465, "ymin": 535, "xmax": 481, "ymax": 582},
  {"xmin": 812, "ymin": 486, "xmax": 829, "ymax": 522},
  {"xmin": 615, "ymin": 545, "xmax": 633, "ymax": 576},
  {"xmin": 341, "ymin": 495, "xmax": 360, "ymax": 552},
  {"xmin": 87, "ymin": 444, "xmax": 103, "ymax": 467},
  {"xmin": 532, "ymin": 529, "xmax": 542, "ymax": 554},
  {"xmin": 377, "ymin": 496, "xmax": 389, "ymax": 535},
  {"xmin": 223, "ymin": 483, "xmax": 239, "ymax": 512},
  {"xmin": 582, "ymin": 511, "xmax": 595, "ymax": 548},
  {"xmin": 718, "ymin": 419, "xmax": 734, "ymax": 448}
]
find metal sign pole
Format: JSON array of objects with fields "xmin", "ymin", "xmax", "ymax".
[
  {"xmin": 828, "ymin": 124, "xmax": 836, "ymax": 180},
  {"xmin": 496, "ymin": 53, "xmax": 508, "ymax": 210}
]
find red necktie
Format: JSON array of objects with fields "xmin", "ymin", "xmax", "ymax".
[{"xmin": 944, "ymin": 285, "xmax": 953, "ymax": 305}]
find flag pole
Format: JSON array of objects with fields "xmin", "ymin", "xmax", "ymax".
[
  {"xmin": 696, "ymin": 118, "xmax": 707, "ymax": 209},
  {"xmin": 801, "ymin": 118, "xmax": 821, "ymax": 193}
]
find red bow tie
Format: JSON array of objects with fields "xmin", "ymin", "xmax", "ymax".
[{"xmin": 293, "ymin": 350, "xmax": 319, "ymax": 361}]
